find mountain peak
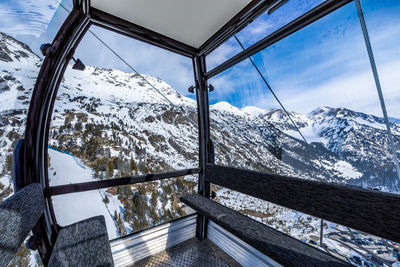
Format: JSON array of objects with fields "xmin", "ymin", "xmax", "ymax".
[
  {"xmin": 0, "ymin": 32, "xmax": 40, "ymax": 63},
  {"xmin": 211, "ymin": 101, "xmax": 246, "ymax": 116},
  {"xmin": 241, "ymin": 106, "xmax": 268, "ymax": 117}
]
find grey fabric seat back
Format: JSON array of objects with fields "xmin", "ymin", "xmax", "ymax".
[
  {"xmin": 48, "ymin": 215, "xmax": 114, "ymax": 266},
  {"xmin": 0, "ymin": 183, "xmax": 44, "ymax": 266}
]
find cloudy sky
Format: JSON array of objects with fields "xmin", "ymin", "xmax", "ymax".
[
  {"xmin": 0, "ymin": 0, "xmax": 399, "ymax": 118},
  {"xmin": 207, "ymin": 0, "xmax": 400, "ymax": 118}
]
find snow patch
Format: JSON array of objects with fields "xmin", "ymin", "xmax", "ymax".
[
  {"xmin": 333, "ymin": 160, "xmax": 362, "ymax": 180},
  {"xmin": 241, "ymin": 106, "xmax": 267, "ymax": 117},
  {"xmin": 211, "ymin": 101, "xmax": 246, "ymax": 116},
  {"xmin": 48, "ymin": 148, "xmax": 122, "ymax": 239}
]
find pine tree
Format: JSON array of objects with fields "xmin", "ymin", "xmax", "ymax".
[
  {"xmin": 103, "ymin": 195, "xmax": 110, "ymax": 204},
  {"xmin": 75, "ymin": 121, "xmax": 83, "ymax": 131},
  {"xmin": 117, "ymin": 213, "xmax": 127, "ymax": 236},
  {"xmin": 130, "ymin": 158, "xmax": 137, "ymax": 174},
  {"xmin": 150, "ymin": 207, "xmax": 160, "ymax": 225},
  {"xmin": 8, "ymin": 243, "xmax": 30, "ymax": 267},
  {"xmin": 151, "ymin": 191, "xmax": 158, "ymax": 207},
  {"xmin": 108, "ymin": 159, "xmax": 114, "ymax": 177}
]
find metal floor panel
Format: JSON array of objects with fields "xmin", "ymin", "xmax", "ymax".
[{"xmin": 132, "ymin": 238, "xmax": 241, "ymax": 267}]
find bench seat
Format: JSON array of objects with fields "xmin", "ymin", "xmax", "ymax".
[{"xmin": 181, "ymin": 194, "xmax": 350, "ymax": 267}]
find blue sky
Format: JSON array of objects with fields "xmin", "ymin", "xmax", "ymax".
[
  {"xmin": 208, "ymin": 0, "xmax": 400, "ymax": 118},
  {"xmin": 0, "ymin": 0, "xmax": 399, "ymax": 117}
]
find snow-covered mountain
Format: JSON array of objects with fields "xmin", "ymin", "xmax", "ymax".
[{"xmin": 1, "ymin": 32, "xmax": 400, "ymax": 264}]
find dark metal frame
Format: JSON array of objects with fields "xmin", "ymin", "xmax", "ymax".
[
  {"xmin": 23, "ymin": 8, "xmax": 90, "ymax": 263},
  {"xmin": 89, "ymin": 7, "xmax": 197, "ymax": 57},
  {"xmin": 198, "ymin": 0, "xmax": 277, "ymax": 56},
  {"xmin": 21, "ymin": 0, "xmax": 397, "ymax": 265},
  {"xmin": 193, "ymin": 55, "xmax": 210, "ymax": 239},
  {"xmin": 45, "ymin": 168, "xmax": 200, "ymax": 197}
]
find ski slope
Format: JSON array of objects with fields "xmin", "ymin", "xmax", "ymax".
[{"xmin": 48, "ymin": 148, "xmax": 123, "ymax": 239}]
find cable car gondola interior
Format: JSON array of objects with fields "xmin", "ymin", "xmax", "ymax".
[{"xmin": 0, "ymin": 0, "xmax": 400, "ymax": 266}]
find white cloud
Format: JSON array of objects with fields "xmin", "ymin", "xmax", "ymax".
[
  {"xmin": 253, "ymin": 59, "xmax": 400, "ymax": 118},
  {"xmin": 209, "ymin": 15, "xmax": 400, "ymax": 118},
  {"xmin": 0, "ymin": 0, "xmax": 61, "ymax": 37}
]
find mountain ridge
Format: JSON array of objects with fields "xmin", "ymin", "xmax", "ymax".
[{"xmin": 1, "ymin": 31, "xmax": 400, "ymax": 264}]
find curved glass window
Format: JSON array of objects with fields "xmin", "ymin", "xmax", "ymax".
[
  {"xmin": 49, "ymin": 25, "xmax": 198, "ymax": 184},
  {"xmin": 208, "ymin": 1, "xmax": 399, "ymax": 263},
  {"xmin": 0, "ymin": 0, "xmax": 71, "ymax": 265},
  {"xmin": 48, "ymin": 24, "xmax": 198, "ymax": 238},
  {"xmin": 361, "ymin": 0, "xmax": 400, "ymax": 188},
  {"xmin": 206, "ymin": 0, "xmax": 325, "ymax": 70},
  {"xmin": 209, "ymin": 1, "xmax": 399, "ymax": 192}
]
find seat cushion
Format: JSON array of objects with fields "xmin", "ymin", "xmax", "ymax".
[
  {"xmin": 0, "ymin": 183, "xmax": 44, "ymax": 267},
  {"xmin": 181, "ymin": 194, "xmax": 350, "ymax": 266},
  {"xmin": 48, "ymin": 215, "xmax": 114, "ymax": 266}
]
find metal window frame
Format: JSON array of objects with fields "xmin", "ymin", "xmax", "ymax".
[
  {"xmin": 89, "ymin": 7, "xmax": 198, "ymax": 58},
  {"xmin": 23, "ymin": 13, "xmax": 203, "ymax": 262},
  {"xmin": 21, "ymin": 0, "xmax": 397, "ymax": 264},
  {"xmin": 23, "ymin": 8, "xmax": 91, "ymax": 263},
  {"xmin": 193, "ymin": 55, "xmax": 211, "ymax": 239},
  {"xmin": 20, "ymin": 3, "xmax": 205, "ymax": 261},
  {"xmin": 198, "ymin": 0, "xmax": 278, "ymax": 56},
  {"xmin": 44, "ymin": 168, "xmax": 200, "ymax": 197}
]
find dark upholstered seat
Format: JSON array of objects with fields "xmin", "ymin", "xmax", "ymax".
[
  {"xmin": 0, "ymin": 182, "xmax": 114, "ymax": 266},
  {"xmin": 48, "ymin": 215, "xmax": 114, "ymax": 267},
  {"xmin": 181, "ymin": 194, "xmax": 350, "ymax": 267},
  {"xmin": 0, "ymin": 183, "xmax": 44, "ymax": 266}
]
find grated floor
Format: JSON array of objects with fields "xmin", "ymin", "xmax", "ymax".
[{"xmin": 133, "ymin": 238, "xmax": 241, "ymax": 267}]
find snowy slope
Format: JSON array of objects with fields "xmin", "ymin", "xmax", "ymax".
[
  {"xmin": 241, "ymin": 105, "xmax": 268, "ymax": 117},
  {"xmin": 49, "ymin": 148, "xmax": 122, "ymax": 239},
  {"xmin": 1, "ymin": 32, "xmax": 399, "ymax": 265}
]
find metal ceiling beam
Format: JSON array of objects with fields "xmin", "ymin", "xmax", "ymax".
[
  {"xmin": 198, "ymin": 0, "xmax": 277, "ymax": 56},
  {"xmin": 89, "ymin": 8, "xmax": 198, "ymax": 57}
]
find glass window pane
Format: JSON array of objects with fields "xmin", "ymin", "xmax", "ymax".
[
  {"xmin": 361, "ymin": 0, "xmax": 400, "ymax": 188},
  {"xmin": 49, "ymin": 25, "xmax": 199, "ymax": 185},
  {"xmin": 53, "ymin": 178, "xmax": 197, "ymax": 239},
  {"xmin": 206, "ymin": 0, "xmax": 325, "ymax": 70},
  {"xmin": 208, "ymin": 2, "xmax": 400, "ymax": 262},
  {"xmin": 208, "ymin": 1, "xmax": 399, "ymax": 191},
  {"xmin": 0, "ymin": 1, "xmax": 71, "ymax": 265},
  {"xmin": 48, "ymin": 25, "xmax": 199, "ymax": 237},
  {"xmin": 0, "ymin": 0, "xmax": 72, "ymax": 56}
]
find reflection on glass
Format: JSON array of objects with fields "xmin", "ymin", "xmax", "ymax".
[
  {"xmin": 48, "ymin": 25, "xmax": 199, "ymax": 238},
  {"xmin": 208, "ymin": 1, "xmax": 400, "ymax": 193},
  {"xmin": 213, "ymin": 185, "xmax": 400, "ymax": 266},
  {"xmin": 0, "ymin": 1, "xmax": 71, "ymax": 265},
  {"xmin": 53, "ymin": 177, "xmax": 197, "ymax": 240},
  {"xmin": 49, "ymin": 25, "xmax": 199, "ymax": 185},
  {"xmin": 361, "ymin": 0, "xmax": 400, "ymax": 188},
  {"xmin": 206, "ymin": 0, "xmax": 325, "ymax": 70}
]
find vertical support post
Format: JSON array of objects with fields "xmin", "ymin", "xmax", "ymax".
[
  {"xmin": 193, "ymin": 55, "xmax": 211, "ymax": 240},
  {"xmin": 320, "ymin": 219, "xmax": 324, "ymax": 247},
  {"xmin": 355, "ymin": 0, "xmax": 400, "ymax": 185}
]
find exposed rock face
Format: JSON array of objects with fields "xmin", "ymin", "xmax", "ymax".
[{"xmin": 0, "ymin": 32, "xmax": 399, "ymax": 257}]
